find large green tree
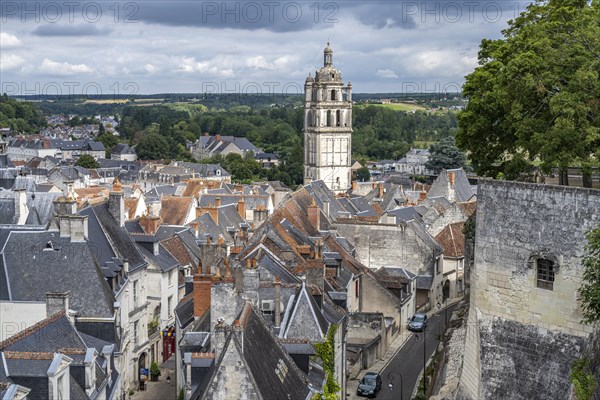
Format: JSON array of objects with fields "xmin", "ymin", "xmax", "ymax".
[
  {"xmin": 457, "ymin": 0, "xmax": 600, "ymax": 185},
  {"xmin": 578, "ymin": 224, "xmax": 600, "ymax": 324},
  {"xmin": 425, "ymin": 136, "xmax": 468, "ymax": 173},
  {"xmin": 75, "ymin": 154, "xmax": 100, "ymax": 169},
  {"xmin": 136, "ymin": 133, "xmax": 170, "ymax": 160}
]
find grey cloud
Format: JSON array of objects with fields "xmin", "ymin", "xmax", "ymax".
[{"xmin": 32, "ymin": 24, "xmax": 112, "ymax": 37}]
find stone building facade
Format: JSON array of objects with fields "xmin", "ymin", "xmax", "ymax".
[
  {"xmin": 459, "ymin": 180, "xmax": 600, "ymax": 400},
  {"xmin": 303, "ymin": 43, "xmax": 353, "ymax": 193}
]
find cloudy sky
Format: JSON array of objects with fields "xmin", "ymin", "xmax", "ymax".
[{"xmin": 1, "ymin": 1, "xmax": 533, "ymax": 95}]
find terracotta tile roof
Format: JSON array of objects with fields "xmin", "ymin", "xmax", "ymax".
[
  {"xmin": 458, "ymin": 201, "xmax": 477, "ymax": 217},
  {"xmin": 124, "ymin": 197, "xmax": 139, "ymax": 220},
  {"xmin": 435, "ymin": 222, "xmax": 465, "ymax": 258},
  {"xmin": 160, "ymin": 196, "xmax": 193, "ymax": 226},
  {"xmin": 161, "ymin": 236, "xmax": 197, "ymax": 268},
  {"xmin": 3, "ymin": 351, "xmax": 55, "ymax": 360}
]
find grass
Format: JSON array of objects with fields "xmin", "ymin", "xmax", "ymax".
[{"xmin": 355, "ymin": 102, "xmax": 427, "ymax": 112}]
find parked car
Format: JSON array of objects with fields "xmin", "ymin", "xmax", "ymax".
[
  {"xmin": 408, "ymin": 313, "xmax": 428, "ymax": 331},
  {"xmin": 357, "ymin": 372, "xmax": 382, "ymax": 398}
]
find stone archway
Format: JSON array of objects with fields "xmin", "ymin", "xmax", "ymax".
[{"xmin": 138, "ymin": 352, "xmax": 147, "ymax": 390}]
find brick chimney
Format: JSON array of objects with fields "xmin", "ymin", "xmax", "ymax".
[
  {"xmin": 351, "ymin": 181, "xmax": 357, "ymax": 191},
  {"xmin": 372, "ymin": 182, "xmax": 377, "ymax": 189},
  {"xmin": 189, "ymin": 221, "xmax": 199, "ymax": 238},
  {"xmin": 308, "ymin": 197, "xmax": 320, "ymax": 230},
  {"xmin": 378, "ymin": 183, "xmax": 384, "ymax": 198},
  {"xmin": 237, "ymin": 197, "xmax": 246, "ymax": 219},
  {"xmin": 193, "ymin": 275, "xmax": 212, "ymax": 319},
  {"xmin": 449, "ymin": 171, "xmax": 455, "ymax": 186},
  {"xmin": 140, "ymin": 214, "xmax": 161, "ymax": 236},
  {"xmin": 419, "ymin": 191, "xmax": 427, "ymax": 202},
  {"xmin": 215, "ymin": 197, "xmax": 221, "ymax": 207}
]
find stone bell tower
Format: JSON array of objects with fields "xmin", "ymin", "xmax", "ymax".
[{"xmin": 303, "ymin": 43, "xmax": 353, "ymax": 192}]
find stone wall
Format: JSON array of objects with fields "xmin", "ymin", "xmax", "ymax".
[
  {"xmin": 473, "ymin": 180, "xmax": 600, "ymax": 335},
  {"xmin": 334, "ymin": 220, "xmax": 437, "ymax": 275},
  {"xmin": 459, "ymin": 180, "xmax": 600, "ymax": 400}
]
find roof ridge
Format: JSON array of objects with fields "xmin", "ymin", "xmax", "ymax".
[{"xmin": 0, "ymin": 311, "xmax": 66, "ymax": 350}]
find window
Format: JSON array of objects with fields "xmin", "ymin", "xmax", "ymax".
[
  {"xmin": 331, "ymin": 89, "xmax": 336, "ymax": 100},
  {"xmin": 167, "ymin": 296, "xmax": 173, "ymax": 318},
  {"xmin": 57, "ymin": 375, "xmax": 64, "ymax": 400},
  {"xmin": 537, "ymin": 259, "xmax": 555, "ymax": 290},
  {"xmin": 168, "ymin": 270, "xmax": 173, "ymax": 287},
  {"xmin": 355, "ymin": 280, "xmax": 359, "ymax": 298},
  {"xmin": 133, "ymin": 280, "xmax": 138, "ymax": 307},
  {"xmin": 133, "ymin": 320, "xmax": 139, "ymax": 347}
]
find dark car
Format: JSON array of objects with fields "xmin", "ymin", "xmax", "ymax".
[
  {"xmin": 408, "ymin": 313, "xmax": 428, "ymax": 332},
  {"xmin": 357, "ymin": 372, "xmax": 381, "ymax": 398}
]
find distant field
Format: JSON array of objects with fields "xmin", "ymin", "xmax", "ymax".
[
  {"xmin": 83, "ymin": 99, "xmax": 130, "ymax": 104},
  {"xmin": 413, "ymin": 140, "xmax": 435, "ymax": 148},
  {"xmin": 356, "ymin": 102, "xmax": 427, "ymax": 112}
]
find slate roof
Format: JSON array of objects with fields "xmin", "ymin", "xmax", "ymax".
[
  {"xmin": 240, "ymin": 305, "xmax": 312, "ymax": 400},
  {"xmin": 188, "ymin": 213, "xmax": 232, "ymax": 245},
  {"xmin": 416, "ymin": 275, "xmax": 433, "ymax": 290},
  {"xmin": 279, "ymin": 284, "xmax": 328, "ymax": 342},
  {"xmin": 82, "ymin": 203, "xmax": 146, "ymax": 271},
  {"xmin": 174, "ymin": 295, "xmax": 195, "ymax": 330},
  {"xmin": 427, "ymin": 168, "xmax": 475, "ymax": 202},
  {"xmin": 0, "ymin": 230, "xmax": 114, "ymax": 318},
  {"xmin": 435, "ymin": 222, "xmax": 465, "ymax": 258},
  {"xmin": 387, "ymin": 206, "xmax": 423, "ymax": 223},
  {"xmin": 136, "ymin": 243, "xmax": 180, "ymax": 273}
]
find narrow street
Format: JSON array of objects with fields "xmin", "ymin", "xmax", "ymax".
[{"xmin": 377, "ymin": 304, "xmax": 458, "ymax": 400}]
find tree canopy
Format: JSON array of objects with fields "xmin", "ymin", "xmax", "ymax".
[
  {"xmin": 578, "ymin": 224, "xmax": 600, "ymax": 324},
  {"xmin": 0, "ymin": 93, "xmax": 46, "ymax": 133},
  {"xmin": 425, "ymin": 136, "xmax": 468, "ymax": 173},
  {"xmin": 136, "ymin": 133, "xmax": 171, "ymax": 160},
  {"xmin": 457, "ymin": 0, "xmax": 600, "ymax": 185},
  {"xmin": 75, "ymin": 154, "xmax": 100, "ymax": 169}
]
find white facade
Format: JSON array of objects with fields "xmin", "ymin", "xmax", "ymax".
[{"xmin": 304, "ymin": 44, "xmax": 353, "ymax": 193}]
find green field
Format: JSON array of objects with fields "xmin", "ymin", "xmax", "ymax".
[{"xmin": 355, "ymin": 102, "xmax": 427, "ymax": 112}]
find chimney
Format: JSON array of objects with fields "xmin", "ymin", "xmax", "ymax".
[
  {"xmin": 14, "ymin": 189, "xmax": 28, "ymax": 225},
  {"xmin": 378, "ymin": 183, "xmax": 384, "ymax": 198},
  {"xmin": 215, "ymin": 134, "xmax": 221, "ymax": 142},
  {"xmin": 215, "ymin": 197, "xmax": 221, "ymax": 207},
  {"xmin": 237, "ymin": 197, "xmax": 246, "ymax": 219},
  {"xmin": 68, "ymin": 215, "xmax": 88, "ymax": 241},
  {"xmin": 372, "ymin": 182, "xmax": 377, "ymax": 189},
  {"xmin": 193, "ymin": 275, "xmax": 212, "ymax": 319},
  {"xmin": 241, "ymin": 260, "xmax": 259, "ymax": 308},
  {"xmin": 123, "ymin": 259, "xmax": 129, "ymax": 275},
  {"xmin": 205, "ymin": 205, "xmax": 218, "ymax": 225},
  {"xmin": 352, "ymin": 181, "xmax": 357, "ymax": 191},
  {"xmin": 447, "ymin": 171, "xmax": 456, "ymax": 202},
  {"xmin": 308, "ymin": 197, "xmax": 320, "ymax": 230},
  {"xmin": 140, "ymin": 214, "xmax": 161, "ymax": 236},
  {"xmin": 419, "ymin": 191, "xmax": 427, "ymax": 201},
  {"xmin": 274, "ymin": 277, "xmax": 281, "ymax": 329},
  {"xmin": 153, "ymin": 241, "xmax": 160, "ymax": 256},
  {"xmin": 53, "ymin": 196, "xmax": 77, "ymax": 216},
  {"xmin": 449, "ymin": 172, "xmax": 455, "ymax": 186},
  {"xmin": 59, "ymin": 216, "xmax": 71, "ymax": 238},
  {"xmin": 184, "ymin": 275, "xmax": 194, "ymax": 296},
  {"xmin": 45, "ymin": 291, "xmax": 70, "ymax": 318},
  {"xmin": 189, "ymin": 221, "xmax": 199, "ymax": 238},
  {"xmin": 108, "ymin": 190, "xmax": 125, "ymax": 228}
]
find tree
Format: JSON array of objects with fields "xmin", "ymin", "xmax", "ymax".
[
  {"xmin": 96, "ymin": 133, "xmax": 119, "ymax": 158},
  {"xmin": 457, "ymin": 0, "xmax": 600, "ymax": 186},
  {"xmin": 578, "ymin": 224, "xmax": 600, "ymax": 324},
  {"xmin": 425, "ymin": 137, "xmax": 468, "ymax": 173},
  {"xmin": 136, "ymin": 133, "xmax": 170, "ymax": 160},
  {"xmin": 356, "ymin": 166, "xmax": 371, "ymax": 182},
  {"xmin": 75, "ymin": 154, "xmax": 100, "ymax": 169}
]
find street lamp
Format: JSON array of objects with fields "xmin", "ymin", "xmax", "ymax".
[
  {"xmin": 415, "ymin": 332, "xmax": 427, "ymax": 398},
  {"xmin": 437, "ymin": 298, "xmax": 448, "ymax": 327},
  {"xmin": 387, "ymin": 370, "xmax": 404, "ymax": 400}
]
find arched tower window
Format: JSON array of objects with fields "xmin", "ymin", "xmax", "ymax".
[
  {"xmin": 331, "ymin": 89, "xmax": 336, "ymax": 101},
  {"xmin": 327, "ymin": 110, "xmax": 333, "ymax": 127},
  {"xmin": 336, "ymin": 110, "xmax": 341, "ymax": 127}
]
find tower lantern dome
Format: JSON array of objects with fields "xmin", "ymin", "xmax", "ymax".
[{"xmin": 324, "ymin": 42, "xmax": 333, "ymax": 66}]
